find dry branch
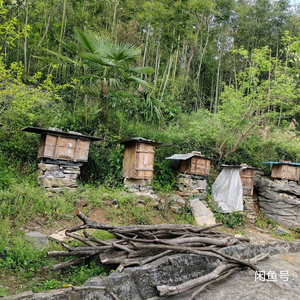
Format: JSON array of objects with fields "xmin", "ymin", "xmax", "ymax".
[
  {"xmin": 156, "ymin": 253, "xmax": 269, "ymax": 297},
  {"xmin": 46, "ymin": 211, "xmax": 269, "ymax": 299}
]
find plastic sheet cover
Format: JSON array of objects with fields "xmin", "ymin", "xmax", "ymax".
[{"xmin": 211, "ymin": 167, "xmax": 244, "ymax": 213}]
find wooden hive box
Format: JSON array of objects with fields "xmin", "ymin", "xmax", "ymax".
[
  {"xmin": 37, "ymin": 133, "xmax": 90, "ymax": 162},
  {"xmin": 240, "ymin": 169, "xmax": 255, "ymax": 196},
  {"xmin": 271, "ymin": 164, "xmax": 300, "ymax": 181},
  {"xmin": 22, "ymin": 127, "xmax": 101, "ymax": 163},
  {"xmin": 120, "ymin": 138, "xmax": 161, "ymax": 180},
  {"xmin": 179, "ymin": 157, "xmax": 210, "ymax": 176},
  {"xmin": 166, "ymin": 152, "xmax": 211, "ymax": 177}
]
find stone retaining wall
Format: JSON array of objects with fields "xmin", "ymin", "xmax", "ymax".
[
  {"xmin": 4, "ymin": 241, "xmax": 300, "ymax": 300},
  {"xmin": 176, "ymin": 173, "xmax": 207, "ymax": 199},
  {"xmin": 38, "ymin": 159, "xmax": 83, "ymax": 192}
]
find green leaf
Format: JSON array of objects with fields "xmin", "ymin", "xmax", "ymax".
[
  {"xmin": 126, "ymin": 76, "xmax": 153, "ymax": 89},
  {"xmin": 74, "ymin": 28, "xmax": 96, "ymax": 53}
]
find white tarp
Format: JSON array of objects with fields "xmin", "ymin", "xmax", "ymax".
[{"xmin": 211, "ymin": 167, "xmax": 244, "ymax": 213}]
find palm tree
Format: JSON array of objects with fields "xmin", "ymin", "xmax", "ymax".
[{"xmin": 40, "ymin": 28, "xmax": 155, "ymax": 122}]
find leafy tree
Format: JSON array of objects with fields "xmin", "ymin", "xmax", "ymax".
[{"xmin": 215, "ymin": 42, "xmax": 300, "ymax": 160}]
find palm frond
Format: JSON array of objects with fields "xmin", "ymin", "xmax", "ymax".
[
  {"xmin": 75, "ymin": 28, "xmax": 96, "ymax": 53},
  {"xmin": 108, "ymin": 78, "xmax": 122, "ymax": 89},
  {"xmin": 106, "ymin": 43, "xmax": 141, "ymax": 61},
  {"xmin": 79, "ymin": 52, "xmax": 116, "ymax": 67},
  {"xmin": 59, "ymin": 41, "xmax": 78, "ymax": 55},
  {"xmin": 42, "ymin": 49, "xmax": 80, "ymax": 65},
  {"xmin": 128, "ymin": 66, "xmax": 155, "ymax": 74},
  {"xmin": 126, "ymin": 76, "xmax": 153, "ymax": 89},
  {"xmin": 33, "ymin": 55, "xmax": 61, "ymax": 64}
]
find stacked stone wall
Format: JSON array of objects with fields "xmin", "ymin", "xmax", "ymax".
[
  {"xmin": 38, "ymin": 159, "xmax": 82, "ymax": 192},
  {"xmin": 243, "ymin": 195, "xmax": 257, "ymax": 224},
  {"xmin": 124, "ymin": 178, "xmax": 154, "ymax": 194},
  {"xmin": 177, "ymin": 173, "xmax": 207, "ymax": 199}
]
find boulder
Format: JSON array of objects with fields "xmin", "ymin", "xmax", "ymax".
[
  {"xmin": 256, "ymin": 177, "xmax": 300, "ymax": 229},
  {"xmin": 24, "ymin": 232, "xmax": 49, "ymax": 249},
  {"xmin": 189, "ymin": 198, "xmax": 216, "ymax": 226},
  {"xmin": 276, "ymin": 226, "xmax": 290, "ymax": 236}
]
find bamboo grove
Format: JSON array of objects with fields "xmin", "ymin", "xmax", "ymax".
[{"xmin": 2, "ymin": 0, "xmax": 300, "ymax": 180}]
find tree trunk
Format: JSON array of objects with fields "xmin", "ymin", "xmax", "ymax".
[
  {"xmin": 186, "ymin": 13, "xmax": 205, "ymax": 79},
  {"xmin": 59, "ymin": 0, "xmax": 67, "ymax": 53},
  {"xmin": 24, "ymin": 0, "xmax": 29, "ymax": 75}
]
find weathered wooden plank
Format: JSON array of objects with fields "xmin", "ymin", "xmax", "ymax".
[
  {"xmin": 74, "ymin": 139, "xmax": 80, "ymax": 162},
  {"xmin": 123, "ymin": 142, "xmax": 136, "ymax": 178},
  {"xmin": 37, "ymin": 134, "xmax": 46, "ymax": 158},
  {"xmin": 45, "ymin": 134, "xmax": 57, "ymax": 147},
  {"xmin": 78, "ymin": 140, "xmax": 90, "ymax": 150}
]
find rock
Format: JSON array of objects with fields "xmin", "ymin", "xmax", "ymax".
[
  {"xmin": 2, "ymin": 242, "xmax": 300, "ymax": 300},
  {"xmin": 44, "ymin": 159, "xmax": 83, "ymax": 166},
  {"xmin": 63, "ymin": 170, "xmax": 81, "ymax": 174},
  {"xmin": 134, "ymin": 192, "xmax": 158, "ymax": 199},
  {"xmin": 276, "ymin": 226, "xmax": 290, "ymax": 235},
  {"xmin": 49, "ymin": 127, "xmax": 62, "ymax": 132},
  {"xmin": 25, "ymin": 226, "xmax": 41, "ymax": 231},
  {"xmin": 189, "ymin": 198, "xmax": 216, "ymax": 226},
  {"xmin": 257, "ymin": 177, "xmax": 300, "ymax": 229},
  {"xmin": 177, "ymin": 174, "xmax": 207, "ymax": 197},
  {"xmin": 46, "ymin": 170, "xmax": 65, "ymax": 178},
  {"xmin": 111, "ymin": 199, "xmax": 118, "ymax": 205},
  {"xmin": 177, "ymin": 178, "xmax": 191, "ymax": 185},
  {"xmin": 125, "ymin": 184, "xmax": 139, "ymax": 189},
  {"xmin": 124, "ymin": 178, "xmax": 151, "ymax": 186},
  {"xmin": 1, "ymin": 291, "xmax": 34, "ymax": 299},
  {"xmin": 24, "ymin": 232, "xmax": 49, "ymax": 249},
  {"xmin": 170, "ymin": 204, "xmax": 182, "ymax": 213},
  {"xmin": 153, "ymin": 202, "xmax": 160, "ymax": 209},
  {"xmin": 139, "ymin": 186, "xmax": 154, "ymax": 192},
  {"xmin": 38, "ymin": 163, "xmax": 59, "ymax": 172},
  {"xmin": 168, "ymin": 194, "xmax": 186, "ymax": 206},
  {"xmin": 48, "ymin": 187, "xmax": 63, "ymax": 192},
  {"xmin": 75, "ymin": 198, "xmax": 87, "ymax": 207}
]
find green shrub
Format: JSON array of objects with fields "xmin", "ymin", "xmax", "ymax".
[
  {"xmin": 153, "ymin": 160, "xmax": 177, "ymax": 191},
  {"xmin": 255, "ymin": 213, "xmax": 278, "ymax": 229},
  {"xmin": 130, "ymin": 206, "xmax": 154, "ymax": 225},
  {"xmin": 296, "ymin": 227, "xmax": 300, "ymax": 238},
  {"xmin": 0, "ymin": 237, "xmax": 48, "ymax": 274},
  {"xmin": 214, "ymin": 211, "xmax": 245, "ymax": 229}
]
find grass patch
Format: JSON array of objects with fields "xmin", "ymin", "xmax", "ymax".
[{"xmin": 255, "ymin": 213, "xmax": 278, "ymax": 229}]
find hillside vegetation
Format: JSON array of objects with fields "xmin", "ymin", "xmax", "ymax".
[{"xmin": 1, "ymin": 0, "xmax": 300, "ymax": 296}]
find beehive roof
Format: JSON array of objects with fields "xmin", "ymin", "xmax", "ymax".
[{"xmin": 21, "ymin": 126, "xmax": 101, "ymax": 141}]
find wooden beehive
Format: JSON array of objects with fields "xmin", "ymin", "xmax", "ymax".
[
  {"xmin": 37, "ymin": 134, "xmax": 90, "ymax": 162},
  {"xmin": 122, "ymin": 140, "xmax": 156, "ymax": 179},
  {"xmin": 179, "ymin": 157, "xmax": 210, "ymax": 176},
  {"xmin": 271, "ymin": 164, "xmax": 300, "ymax": 181},
  {"xmin": 240, "ymin": 169, "xmax": 255, "ymax": 196},
  {"xmin": 21, "ymin": 127, "xmax": 101, "ymax": 163}
]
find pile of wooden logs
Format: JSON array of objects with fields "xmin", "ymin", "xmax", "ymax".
[{"xmin": 47, "ymin": 211, "xmax": 269, "ymax": 299}]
